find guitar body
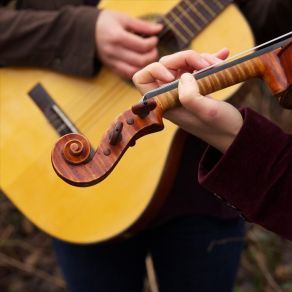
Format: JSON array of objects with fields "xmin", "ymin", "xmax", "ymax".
[{"xmin": 0, "ymin": 1, "xmax": 253, "ymax": 243}]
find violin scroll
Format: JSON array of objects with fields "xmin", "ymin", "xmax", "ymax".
[
  {"xmin": 51, "ymin": 105, "xmax": 165, "ymax": 187},
  {"xmin": 62, "ymin": 134, "xmax": 92, "ymax": 165}
]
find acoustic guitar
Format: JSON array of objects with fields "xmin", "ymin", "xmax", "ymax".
[{"xmin": 0, "ymin": 0, "xmax": 253, "ymax": 243}]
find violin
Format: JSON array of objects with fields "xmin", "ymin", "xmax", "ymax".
[{"xmin": 51, "ymin": 35, "xmax": 292, "ymax": 187}]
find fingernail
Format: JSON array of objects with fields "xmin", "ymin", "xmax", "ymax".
[
  {"xmin": 154, "ymin": 23, "xmax": 163, "ymax": 29},
  {"xmin": 166, "ymin": 70, "xmax": 175, "ymax": 80},
  {"xmin": 200, "ymin": 58, "xmax": 210, "ymax": 67},
  {"xmin": 150, "ymin": 36, "xmax": 159, "ymax": 44}
]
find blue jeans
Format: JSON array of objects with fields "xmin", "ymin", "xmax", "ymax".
[{"xmin": 53, "ymin": 215, "xmax": 245, "ymax": 292}]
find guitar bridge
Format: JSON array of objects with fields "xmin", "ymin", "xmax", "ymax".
[{"xmin": 28, "ymin": 83, "xmax": 79, "ymax": 136}]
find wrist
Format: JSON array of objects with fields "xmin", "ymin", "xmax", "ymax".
[{"xmin": 213, "ymin": 113, "xmax": 243, "ymax": 153}]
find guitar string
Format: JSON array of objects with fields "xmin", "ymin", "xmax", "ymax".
[
  {"xmin": 52, "ymin": 0, "xmax": 195, "ymax": 127},
  {"xmin": 80, "ymin": 31, "xmax": 292, "ymax": 134},
  {"xmin": 61, "ymin": 80, "xmax": 122, "ymax": 135},
  {"xmin": 48, "ymin": 0, "xmax": 220, "ymax": 131},
  {"xmin": 157, "ymin": 0, "xmax": 222, "ymax": 47},
  {"xmin": 71, "ymin": 0, "xmax": 224, "ymax": 131},
  {"xmin": 49, "ymin": 0, "xmax": 231, "ymax": 132},
  {"xmin": 81, "ymin": 86, "xmax": 135, "ymax": 136},
  {"xmin": 79, "ymin": 1, "xmax": 207, "ymax": 128},
  {"xmin": 77, "ymin": 82, "xmax": 132, "ymax": 134}
]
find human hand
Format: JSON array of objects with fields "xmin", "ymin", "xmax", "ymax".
[
  {"xmin": 132, "ymin": 49, "xmax": 243, "ymax": 152},
  {"xmin": 95, "ymin": 10, "xmax": 163, "ymax": 79}
]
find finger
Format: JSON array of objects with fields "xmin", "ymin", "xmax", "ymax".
[
  {"xmin": 200, "ymin": 53, "xmax": 223, "ymax": 65},
  {"xmin": 110, "ymin": 60, "xmax": 140, "ymax": 79},
  {"xmin": 120, "ymin": 30, "xmax": 159, "ymax": 53},
  {"xmin": 214, "ymin": 48, "xmax": 229, "ymax": 60},
  {"xmin": 160, "ymin": 50, "xmax": 210, "ymax": 72},
  {"xmin": 133, "ymin": 62, "xmax": 175, "ymax": 94},
  {"xmin": 178, "ymin": 73, "xmax": 201, "ymax": 105},
  {"xmin": 179, "ymin": 73, "xmax": 219, "ymax": 121},
  {"xmin": 197, "ymin": 49, "xmax": 229, "ymax": 71},
  {"xmin": 124, "ymin": 16, "xmax": 163, "ymax": 35},
  {"xmin": 108, "ymin": 46, "xmax": 158, "ymax": 68}
]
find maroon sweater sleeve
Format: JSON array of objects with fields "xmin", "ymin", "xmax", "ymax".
[
  {"xmin": 0, "ymin": 5, "xmax": 99, "ymax": 76},
  {"xmin": 198, "ymin": 108, "xmax": 292, "ymax": 240}
]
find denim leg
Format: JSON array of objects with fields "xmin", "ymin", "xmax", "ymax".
[
  {"xmin": 149, "ymin": 215, "xmax": 245, "ymax": 292},
  {"xmin": 53, "ymin": 234, "xmax": 148, "ymax": 292}
]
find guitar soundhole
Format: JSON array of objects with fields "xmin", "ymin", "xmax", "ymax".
[{"xmin": 141, "ymin": 14, "xmax": 181, "ymax": 57}]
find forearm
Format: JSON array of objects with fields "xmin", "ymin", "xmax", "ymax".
[
  {"xmin": 0, "ymin": 6, "xmax": 99, "ymax": 76},
  {"xmin": 199, "ymin": 108, "xmax": 292, "ymax": 240}
]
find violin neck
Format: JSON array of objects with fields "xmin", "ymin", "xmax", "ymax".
[
  {"xmin": 154, "ymin": 45, "xmax": 291, "ymax": 111},
  {"xmin": 198, "ymin": 57, "xmax": 262, "ymax": 95},
  {"xmin": 154, "ymin": 56, "xmax": 263, "ymax": 111}
]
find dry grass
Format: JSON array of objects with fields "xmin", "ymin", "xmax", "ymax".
[{"xmin": 1, "ymin": 191, "xmax": 292, "ymax": 292}]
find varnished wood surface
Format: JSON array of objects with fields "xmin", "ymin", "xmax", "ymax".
[{"xmin": 0, "ymin": 0, "xmax": 254, "ymax": 243}]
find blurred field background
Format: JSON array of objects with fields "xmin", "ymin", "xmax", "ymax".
[{"xmin": 1, "ymin": 191, "xmax": 292, "ymax": 292}]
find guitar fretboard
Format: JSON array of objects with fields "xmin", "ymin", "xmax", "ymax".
[{"xmin": 161, "ymin": 0, "xmax": 233, "ymax": 49}]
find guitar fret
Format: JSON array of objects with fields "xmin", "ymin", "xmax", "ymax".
[
  {"xmin": 184, "ymin": 0, "xmax": 208, "ymax": 24},
  {"xmin": 197, "ymin": 0, "xmax": 216, "ymax": 17},
  {"xmin": 162, "ymin": 0, "xmax": 233, "ymax": 48},
  {"xmin": 169, "ymin": 10, "xmax": 194, "ymax": 38},
  {"xmin": 162, "ymin": 16, "xmax": 189, "ymax": 44},
  {"xmin": 183, "ymin": 0, "xmax": 201, "ymax": 16},
  {"xmin": 204, "ymin": 0, "xmax": 224, "ymax": 15},
  {"xmin": 177, "ymin": 4, "xmax": 202, "ymax": 31},
  {"xmin": 213, "ymin": 0, "xmax": 224, "ymax": 9},
  {"xmin": 184, "ymin": 3, "xmax": 205, "ymax": 29}
]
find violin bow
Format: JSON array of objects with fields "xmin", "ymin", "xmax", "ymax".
[{"xmin": 51, "ymin": 32, "xmax": 292, "ymax": 187}]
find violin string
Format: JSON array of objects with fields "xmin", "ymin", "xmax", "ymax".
[
  {"xmin": 142, "ymin": 31, "xmax": 292, "ymax": 100},
  {"xmin": 50, "ymin": 24, "xmax": 292, "ymax": 131},
  {"xmin": 212, "ymin": 31, "xmax": 292, "ymax": 66},
  {"xmin": 67, "ymin": 31, "xmax": 292, "ymax": 132}
]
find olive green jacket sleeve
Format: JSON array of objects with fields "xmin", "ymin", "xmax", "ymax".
[
  {"xmin": 1, "ymin": 0, "xmax": 291, "ymax": 76},
  {"xmin": 0, "ymin": 0, "xmax": 100, "ymax": 76}
]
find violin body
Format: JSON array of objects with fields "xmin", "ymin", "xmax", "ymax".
[{"xmin": 0, "ymin": 1, "xmax": 253, "ymax": 243}]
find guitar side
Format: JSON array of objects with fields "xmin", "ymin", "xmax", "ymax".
[{"xmin": 0, "ymin": 1, "xmax": 253, "ymax": 243}]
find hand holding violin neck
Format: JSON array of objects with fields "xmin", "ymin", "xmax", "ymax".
[{"xmin": 151, "ymin": 40, "xmax": 292, "ymax": 112}]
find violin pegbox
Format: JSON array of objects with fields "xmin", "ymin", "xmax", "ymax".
[
  {"xmin": 260, "ymin": 41, "xmax": 292, "ymax": 109},
  {"xmin": 51, "ymin": 105, "xmax": 165, "ymax": 187}
]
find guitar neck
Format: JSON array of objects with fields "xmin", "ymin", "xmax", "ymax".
[{"xmin": 161, "ymin": 0, "xmax": 233, "ymax": 49}]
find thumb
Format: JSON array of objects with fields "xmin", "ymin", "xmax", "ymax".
[
  {"xmin": 178, "ymin": 73, "xmax": 203, "ymax": 111},
  {"xmin": 179, "ymin": 73, "xmax": 218, "ymax": 120}
]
